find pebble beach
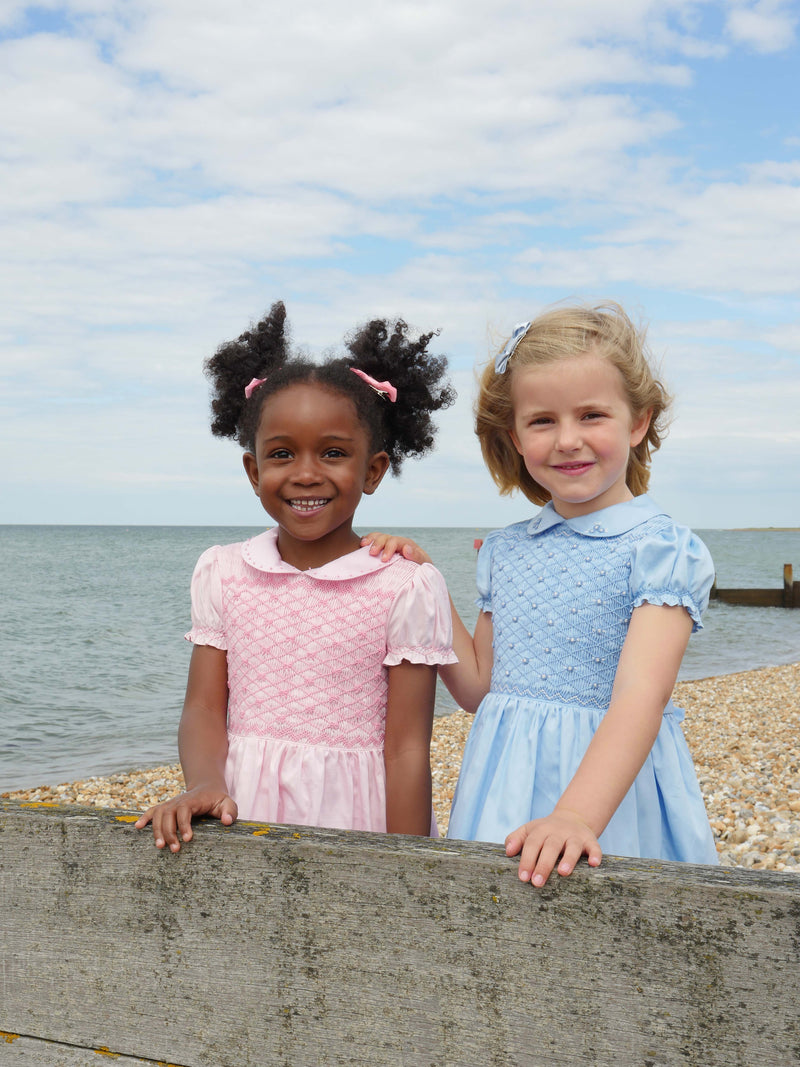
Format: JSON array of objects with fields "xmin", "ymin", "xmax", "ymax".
[{"xmin": 4, "ymin": 661, "xmax": 799, "ymax": 872}]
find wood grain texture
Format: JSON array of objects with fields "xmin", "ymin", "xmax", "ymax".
[
  {"xmin": 1, "ymin": 801, "xmax": 799, "ymax": 1066},
  {"xmin": 0, "ymin": 1032, "xmax": 170, "ymax": 1065}
]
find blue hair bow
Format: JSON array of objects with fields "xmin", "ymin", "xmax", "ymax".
[{"xmin": 495, "ymin": 321, "xmax": 532, "ymax": 374}]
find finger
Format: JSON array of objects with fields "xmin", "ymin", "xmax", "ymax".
[
  {"xmin": 555, "ymin": 840, "xmax": 585, "ymax": 878},
  {"xmin": 156, "ymin": 809, "xmax": 182, "ymax": 853},
  {"xmin": 361, "ymin": 532, "xmax": 389, "ymax": 557},
  {"xmin": 504, "ymin": 823, "xmax": 531, "ymax": 857},
  {"xmin": 529, "ymin": 838, "xmax": 563, "ymax": 887},
  {"xmin": 586, "ymin": 841, "xmax": 603, "ymax": 868},
  {"xmin": 149, "ymin": 808, "xmax": 170, "ymax": 850},
  {"xmin": 175, "ymin": 803, "xmax": 195, "ymax": 844},
  {"xmin": 219, "ymin": 797, "xmax": 238, "ymax": 825},
  {"xmin": 516, "ymin": 830, "xmax": 548, "ymax": 882},
  {"xmin": 401, "ymin": 544, "xmax": 429, "ymax": 564},
  {"xmin": 134, "ymin": 807, "xmax": 155, "ymax": 830},
  {"xmin": 374, "ymin": 537, "xmax": 398, "ymax": 561}
]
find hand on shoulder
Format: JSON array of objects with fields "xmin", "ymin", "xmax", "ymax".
[{"xmin": 361, "ymin": 532, "xmax": 431, "ymax": 565}]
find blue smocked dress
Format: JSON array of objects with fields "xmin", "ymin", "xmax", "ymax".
[{"xmin": 448, "ymin": 495, "xmax": 719, "ymax": 864}]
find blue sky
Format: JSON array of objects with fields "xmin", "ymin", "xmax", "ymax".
[{"xmin": 1, "ymin": 0, "xmax": 799, "ymax": 529}]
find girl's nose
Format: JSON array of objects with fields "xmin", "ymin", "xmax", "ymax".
[
  {"xmin": 292, "ymin": 454, "xmax": 323, "ymax": 483},
  {"xmin": 555, "ymin": 420, "xmax": 582, "ymax": 451}
]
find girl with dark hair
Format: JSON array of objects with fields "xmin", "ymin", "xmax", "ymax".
[{"xmin": 136, "ymin": 302, "xmax": 456, "ymax": 849}]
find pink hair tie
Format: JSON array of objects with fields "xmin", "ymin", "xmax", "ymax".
[
  {"xmin": 244, "ymin": 377, "xmax": 267, "ymax": 399},
  {"xmin": 350, "ymin": 367, "xmax": 397, "ymax": 402}
]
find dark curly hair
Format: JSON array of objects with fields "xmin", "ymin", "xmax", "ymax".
[{"xmin": 204, "ymin": 301, "xmax": 455, "ymax": 475}]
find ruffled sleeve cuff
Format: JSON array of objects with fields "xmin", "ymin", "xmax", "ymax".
[
  {"xmin": 384, "ymin": 562, "xmax": 458, "ymax": 667},
  {"xmin": 184, "ymin": 546, "xmax": 228, "ymax": 650},
  {"xmin": 630, "ymin": 524, "xmax": 715, "ymax": 633}
]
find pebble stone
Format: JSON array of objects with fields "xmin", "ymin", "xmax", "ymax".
[{"xmin": 4, "ymin": 661, "xmax": 799, "ymax": 872}]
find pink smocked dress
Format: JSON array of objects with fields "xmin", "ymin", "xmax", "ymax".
[{"xmin": 186, "ymin": 528, "xmax": 456, "ymax": 833}]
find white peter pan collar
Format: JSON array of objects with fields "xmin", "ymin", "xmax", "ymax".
[{"xmin": 240, "ymin": 527, "xmax": 397, "ymax": 582}]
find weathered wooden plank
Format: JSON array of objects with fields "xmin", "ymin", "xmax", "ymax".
[
  {"xmin": 710, "ymin": 563, "xmax": 799, "ymax": 607},
  {"xmin": 1, "ymin": 801, "xmax": 799, "ymax": 1067},
  {"xmin": 714, "ymin": 588, "xmax": 784, "ymax": 607},
  {"xmin": 0, "ymin": 1032, "xmax": 177, "ymax": 1065}
]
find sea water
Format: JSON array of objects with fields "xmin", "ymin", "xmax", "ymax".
[{"xmin": 1, "ymin": 524, "xmax": 799, "ymax": 791}]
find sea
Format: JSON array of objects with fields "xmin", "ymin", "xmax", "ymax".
[{"xmin": 2, "ymin": 524, "xmax": 799, "ymax": 792}]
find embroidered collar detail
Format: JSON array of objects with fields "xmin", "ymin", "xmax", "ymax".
[
  {"xmin": 240, "ymin": 527, "xmax": 397, "ymax": 581},
  {"xmin": 526, "ymin": 495, "xmax": 667, "ymax": 538}
]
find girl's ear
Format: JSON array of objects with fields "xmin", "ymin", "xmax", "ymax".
[
  {"xmin": 630, "ymin": 409, "xmax": 652, "ymax": 447},
  {"xmin": 363, "ymin": 451, "xmax": 391, "ymax": 495},
  {"xmin": 243, "ymin": 452, "xmax": 260, "ymax": 494}
]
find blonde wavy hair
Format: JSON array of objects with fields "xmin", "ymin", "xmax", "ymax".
[{"xmin": 476, "ymin": 302, "xmax": 671, "ymax": 505}]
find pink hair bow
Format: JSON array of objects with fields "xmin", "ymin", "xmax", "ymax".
[
  {"xmin": 244, "ymin": 377, "xmax": 267, "ymax": 399},
  {"xmin": 350, "ymin": 367, "xmax": 397, "ymax": 402}
]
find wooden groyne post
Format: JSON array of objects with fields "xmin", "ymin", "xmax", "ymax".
[
  {"xmin": 710, "ymin": 562, "xmax": 799, "ymax": 608},
  {"xmin": 2, "ymin": 801, "xmax": 799, "ymax": 1066}
]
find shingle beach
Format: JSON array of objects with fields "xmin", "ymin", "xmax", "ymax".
[{"xmin": 5, "ymin": 661, "xmax": 799, "ymax": 871}]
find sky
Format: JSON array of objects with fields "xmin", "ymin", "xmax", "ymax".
[{"xmin": 1, "ymin": 0, "xmax": 799, "ymax": 530}]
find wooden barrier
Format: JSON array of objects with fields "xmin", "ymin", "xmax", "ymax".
[
  {"xmin": 711, "ymin": 563, "xmax": 799, "ymax": 608},
  {"xmin": 2, "ymin": 800, "xmax": 799, "ymax": 1066}
]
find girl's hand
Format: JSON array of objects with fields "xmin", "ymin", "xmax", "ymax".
[
  {"xmin": 361, "ymin": 532, "xmax": 431, "ymax": 565},
  {"xmin": 135, "ymin": 786, "xmax": 238, "ymax": 852},
  {"xmin": 504, "ymin": 808, "xmax": 602, "ymax": 887}
]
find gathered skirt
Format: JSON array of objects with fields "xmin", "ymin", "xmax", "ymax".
[
  {"xmin": 447, "ymin": 694, "xmax": 719, "ymax": 864},
  {"xmin": 226, "ymin": 733, "xmax": 438, "ymax": 836}
]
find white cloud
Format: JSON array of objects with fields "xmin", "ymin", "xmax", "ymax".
[
  {"xmin": 725, "ymin": 0, "xmax": 798, "ymax": 52},
  {"xmin": 0, "ymin": 1, "xmax": 696, "ymax": 212},
  {"xmin": 510, "ymin": 167, "xmax": 800, "ymax": 297}
]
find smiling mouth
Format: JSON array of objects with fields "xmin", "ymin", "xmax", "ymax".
[
  {"xmin": 287, "ymin": 498, "xmax": 330, "ymax": 512},
  {"xmin": 554, "ymin": 462, "xmax": 594, "ymax": 474}
]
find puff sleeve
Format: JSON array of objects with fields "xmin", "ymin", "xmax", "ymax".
[
  {"xmin": 184, "ymin": 546, "xmax": 228, "ymax": 649},
  {"xmin": 630, "ymin": 524, "xmax": 714, "ymax": 632},
  {"xmin": 384, "ymin": 563, "xmax": 458, "ymax": 667}
]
